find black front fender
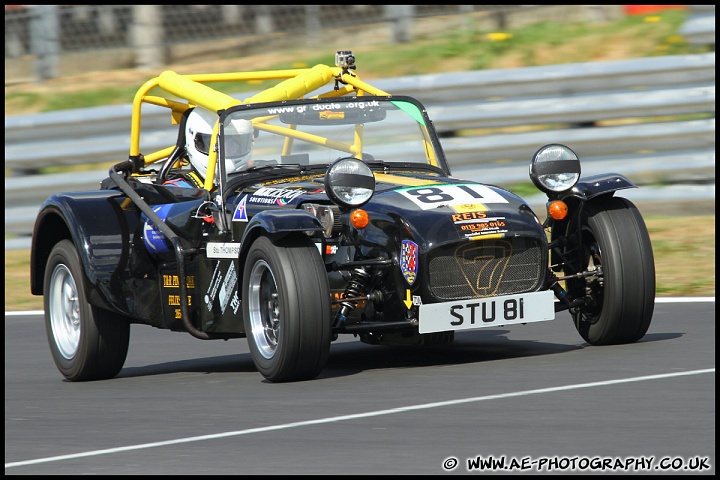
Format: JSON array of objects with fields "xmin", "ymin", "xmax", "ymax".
[
  {"xmin": 241, "ymin": 209, "xmax": 324, "ymax": 240},
  {"xmin": 236, "ymin": 208, "xmax": 325, "ymax": 280},
  {"xmin": 566, "ymin": 173, "xmax": 637, "ymax": 201},
  {"xmin": 548, "ymin": 173, "xmax": 636, "ymax": 271}
]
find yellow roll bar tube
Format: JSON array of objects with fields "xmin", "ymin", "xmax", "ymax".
[
  {"xmin": 127, "ymin": 60, "xmax": 394, "ymax": 190},
  {"xmin": 243, "ymin": 64, "xmax": 339, "ymax": 103}
]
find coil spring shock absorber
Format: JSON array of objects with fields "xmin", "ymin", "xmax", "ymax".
[{"xmin": 333, "ymin": 267, "xmax": 371, "ymax": 326}]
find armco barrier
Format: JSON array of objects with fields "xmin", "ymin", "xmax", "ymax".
[
  {"xmin": 4, "ymin": 53, "xmax": 716, "ymax": 248},
  {"xmin": 679, "ymin": 5, "xmax": 716, "ymax": 46}
]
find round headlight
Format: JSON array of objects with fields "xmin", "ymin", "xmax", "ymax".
[
  {"xmin": 529, "ymin": 144, "xmax": 581, "ymax": 194},
  {"xmin": 316, "ymin": 205, "xmax": 336, "ymax": 237},
  {"xmin": 300, "ymin": 203, "xmax": 317, "ymax": 216},
  {"xmin": 324, "ymin": 157, "xmax": 375, "ymax": 210}
]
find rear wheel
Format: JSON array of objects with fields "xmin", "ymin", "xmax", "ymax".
[
  {"xmin": 43, "ymin": 240, "xmax": 130, "ymax": 381},
  {"xmin": 565, "ymin": 196, "xmax": 655, "ymax": 345},
  {"xmin": 242, "ymin": 235, "xmax": 331, "ymax": 382}
]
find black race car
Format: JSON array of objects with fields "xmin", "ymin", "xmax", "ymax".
[{"xmin": 30, "ymin": 51, "xmax": 655, "ymax": 383}]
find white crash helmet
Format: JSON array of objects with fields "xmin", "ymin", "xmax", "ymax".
[{"xmin": 185, "ymin": 107, "xmax": 253, "ymax": 178}]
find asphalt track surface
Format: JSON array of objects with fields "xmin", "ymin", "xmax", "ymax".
[{"xmin": 5, "ymin": 298, "xmax": 715, "ymax": 475}]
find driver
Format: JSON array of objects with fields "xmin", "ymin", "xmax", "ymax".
[{"xmin": 164, "ymin": 107, "xmax": 254, "ymax": 188}]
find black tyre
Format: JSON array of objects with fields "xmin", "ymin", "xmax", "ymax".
[
  {"xmin": 242, "ymin": 235, "xmax": 332, "ymax": 382},
  {"xmin": 565, "ymin": 196, "xmax": 655, "ymax": 345},
  {"xmin": 43, "ymin": 240, "xmax": 130, "ymax": 381}
]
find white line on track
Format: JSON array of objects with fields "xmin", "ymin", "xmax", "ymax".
[{"xmin": 5, "ymin": 368, "xmax": 715, "ymax": 469}]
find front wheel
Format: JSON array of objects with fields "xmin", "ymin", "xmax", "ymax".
[
  {"xmin": 565, "ymin": 196, "xmax": 655, "ymax": 345},
  {"xmin": 242, "ymin": 235, "xmax": 331, "ymax": 382},
  {"xmin": 43, "ymin": 240, "xmax": 130, "ymax": 381}
]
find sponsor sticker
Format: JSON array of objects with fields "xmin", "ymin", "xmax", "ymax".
[
  {"xmin": 205, "ymin": 262, "xmax": 223, "ymax": 312},
  {"xmin": 232, "ymin": 195, "xmax": 248, "ymax": 222},
  {"xmin": 218, "ymin": 261, "xmax": 237, "ymax": 314},
  {"xmin": 261, "ymin": 174, "xmax": 322, "ymax": 186},
  {"xmin": 142, "ymin": 204, "xmax": 174, "ymax": 253},
  {"xmin": 456, "ymin": 218, "xmax": 508, "ymax": 238},
  {"xmin": 162, "ymin": 275, "xmax": 195, "ymax": 288},
  {"xmin": 451, "ymin": 211, "xmax": 488, "ymax": 222},
  {"xmin": 320, "ymin": 111, "xmax": 345, "ymax": 120},
  {"xmin": 400, "ymin": 240, "xmax": 419, "ymax": 285},
  {"xmin": 450, "ymin": 204, "xmax": 487, "ymax": 214},
  {"xmin": 207, "ymin": 242, "xmax": 241, "ymax": 259},
  {"xmin": 248, "ymin": 186, "xmax": 305, "ymax": 206}
]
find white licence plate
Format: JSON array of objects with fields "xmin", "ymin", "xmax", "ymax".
[{"xmin": 418, "ymin": 290, "xmax": 555, "ymax": 334}]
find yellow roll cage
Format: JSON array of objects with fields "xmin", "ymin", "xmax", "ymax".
[{"xmin": 128, "ymin": 62, "xmax": 397, "ymax": 191}]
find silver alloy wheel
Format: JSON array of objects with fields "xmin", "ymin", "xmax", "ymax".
[
  {"xmin": 247, "ymin": 259, "xmax": 280, "ymax": 360},
  {"xmin": 48, "ymin": 264, "xmax": 81, "ymax": 360}
]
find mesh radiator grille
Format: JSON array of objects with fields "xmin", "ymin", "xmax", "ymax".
[{"xmin": 427, "ymin": 238, "xmax": 544, "ymax": 300}]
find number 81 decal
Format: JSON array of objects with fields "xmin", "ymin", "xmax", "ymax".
[{"xmin": 397, "ymin": 184, "xmax": 508, "ymax": 210}]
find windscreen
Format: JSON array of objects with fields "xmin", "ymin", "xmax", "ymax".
[{"xmin": 220, "ymin": 97, "xmax": 442, "ymax": 172}]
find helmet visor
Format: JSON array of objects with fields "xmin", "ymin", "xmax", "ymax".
[{"xmin": 194, "ymin": 132, "xmax": 211, "ymax": 155}]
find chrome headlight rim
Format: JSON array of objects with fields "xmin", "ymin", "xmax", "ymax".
[
  {"xmin": 301, "ymin": 203, "xmax": 342, "ymax": 238},
  {"xmin": 324, "ymin": 156, "xmax": 375, "ymax": 210},
  {"xmin": 529, "ymin": 143, "xmax": 581, "ymax": 195}
]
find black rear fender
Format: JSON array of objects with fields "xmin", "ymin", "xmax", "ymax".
[{"xmin": 30, "ymin": 192, "xmax": 139, "ymax": 309}]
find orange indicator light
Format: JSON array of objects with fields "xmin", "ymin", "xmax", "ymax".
[
  {"xmin": 548, "ymin": 200, "xmax": 568, "ymax": 220},
  {"xmin": 350, "ymin": 209, "xmax": 369, "ymax": 229}
]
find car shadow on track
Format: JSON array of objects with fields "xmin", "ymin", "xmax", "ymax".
[
  {"xmin": 112, "ymin": 330, "xmax": 681, "ymax": 378},
  {"xmin": 113, "ymin": 330, "xmax": 573, "ymax": 380},
  {"xmin": 111, "ymin": 330, "xmax": 680, "ymax": 381},
  {"xmin": 116, "ymin": 354, "xmax": 256, "ymax": 378},
  {"xmin": 318, "ymin": 329, "xmax": 583, "ymax": 379}
]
